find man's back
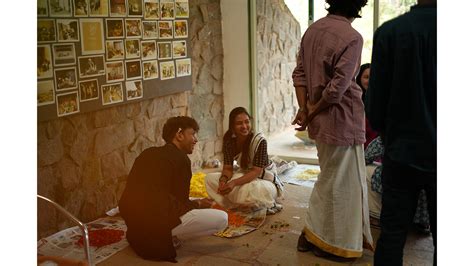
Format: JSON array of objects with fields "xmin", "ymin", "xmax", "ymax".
[{"xmin": 366, "ymin": 5, "xmax": 437, "ymax": 171}]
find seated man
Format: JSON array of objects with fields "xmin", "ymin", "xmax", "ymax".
[{"xmin": 119, "ymin": 116, "xmax": 228, "ymax": 262}]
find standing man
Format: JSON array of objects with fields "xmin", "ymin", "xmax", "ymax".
[
  {"xmin": 291, "ymin": 0, "xmax": 373, "ymax": 259},
  {"xmin": 119, "ymin": 116, "xmax": 228, "ymax": 262},
  {"xmin": 366, "ymin": 1, "xmax": 437, "ymax": 265}
]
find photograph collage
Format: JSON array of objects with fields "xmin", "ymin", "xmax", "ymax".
[{"xmin": 37, "ymin": 0, "xmax": 192, "ymax": 118}]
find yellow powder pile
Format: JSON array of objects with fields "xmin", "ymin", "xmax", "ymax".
[
  {"xmin": 189, "ymin": 172, "xmax": 209, "ymax": 198},
  {"xmin": 295, "ymin": 168, "xmax": 320, "ymax": 180}
]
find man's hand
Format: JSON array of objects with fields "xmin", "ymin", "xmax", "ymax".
[
  {"xmin": 196, "ymin": 198, "xmax": 214, "ymax": 208},
  {"xmin": 218, "ymin": 180, "xmax": 236, "ymax": 195},
  {"xmin": 292, "ymin": 109, "xmax": 308, "ymax": 130}
]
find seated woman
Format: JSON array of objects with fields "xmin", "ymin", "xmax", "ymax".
[
  {"xmin": 205, "ymin": 107, "xmax": 284, "ymax": 214},
  {"xmin": 365, "ymin": 136, "xmax": 431, "ymax": 234},
  {"xmin": 356, "ymin": 63, "xmax": 378, "ymax": 149}
]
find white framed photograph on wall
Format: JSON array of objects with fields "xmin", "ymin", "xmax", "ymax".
[
  {"xmin": 157, "ymin": 41, "xmax": 172, "ymax": 60},
  {"xmin": 38, "ymin": 45, "xmax": 53, "ymax": 79},
  {"xmin": 160, "ymin": 0, "xmax": 175, "ymax": 19},
  {"xmin": 49, "ymin": 0, "xmax": 73, "ymax": 17},
  {"xmin": 128, "ymin": 0, "xmax": 143, "ymax": 17},
  {"xmin": 172, "ymin": 40, "xmax": 187, "ymax": 59},
  {"xmin": 106, "ymin": 40, "xmax": 125, "ymax": 61},
  {"xmin": 38, "ymin": 19, "xmax": 57, "ymax": 43},
  {"xmin": 57, "ymin": 91, "xmax": 80, "ymax": 117},
  {"xmin": 38, "ymin": 0, "xmax": 49, "ymax": 17},
  {"xmin": 57, "ymin": 19, "xmax": 80, "ymax": 42},
  {"xmin": 125, "ymin": 39, "xmax": 141, "ymax": 59},
  {"xmin": 175, "ymin": 0, "xmax": 189, "ymax": 18},
  {"xmin": 106, "ymin": 19, "xmax": 124, "ymax": 39},
  {"xmin": 89, "ymin": 0, "xmax": 109, "ymax": 17},
  {"xmin": 125, "ymin": 19, "xmax": 142, "ymax": 38},
  {"xmin": 144, "ymin": 0, "xmax": 160, "ymax": 19},
  {"xmin": 141, "ymin": 40, "xmax": 157, "ymax": 60},
  {"xmin": 52, "ymin": 43, "xmax": 77, "ymax": 66},
  {"xmin": 126, "ymin": 80, "xmax": 143, "ymax": 100},
  {"xmin": 79, "ymin": 79, "xmax": 100, "ymax": 102},
  {"xmin": 54, "ymin": 67, "xmax": 78, "ymax": 91},
  {"xmin": 73, "ymin": 0, "xmax": 89, "ymax": 17},
  {"xmin": 174, "ymin": 20, "xmax": 188, "ymax": 39},
  {"xmin": 125, "ymin": 60, "xmax": 143, "ymax": 80},
  {"xmin": 143, "ymin": 21, "xmax": 158, "ymax": 39},
  {"xmin": 80, "ymin": 18, "xmax": 105, "ymax": 55},
  {"xmin": 158, "ymin": 21, "xmax": 173, "ymax": 39},
  {"xmin": 142, "ymin": 60, "xmax": 159, "ymax": 80},
  {"xmin": 159, "ymin": 60, "xmax": 175, "ymax": 80},
  {"xmin": 110, "ymin": 0, "xmax": 126, "ymax": 17},
  {"xmin": 78, "ymin": 55, "xmax": 106, "ymax": 78},
  {"xmin": 105, "ymin": 61, "xmax": 125, "ymax": 83},
  {"xmin": 176, "ymin": 58, "xmax": 191, "ymax": 77},
  {"xmin": 38, "ymin": 80, "xmax": 55, "ymax": 106},
  {"xmin": 101, "ymin": 83, "xmax": 124, "ymax": 105}
]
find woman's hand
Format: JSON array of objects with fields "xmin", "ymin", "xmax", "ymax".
[{"xmin": 197, "ymin": 198, "xmax": 214, "ymax": 208}]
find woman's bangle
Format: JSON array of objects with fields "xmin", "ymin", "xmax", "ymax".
[
  {"xmin": 219, "ymin": 175, "xmax": 229, "ymax": 183},
  {"xmin": 298, "ymin": 106, "xmax": 307, "ymax": 113}
]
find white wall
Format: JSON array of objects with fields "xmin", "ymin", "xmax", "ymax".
[{"xmin": 221, "ymin": 0, "xmax": 251, "ymax": 131}]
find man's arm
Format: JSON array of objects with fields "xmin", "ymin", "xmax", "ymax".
[
  {"xmin": 365, "ymin": 29, "xmax": 391, "ymax": 133},
  {"xmin": 292, "ymin": 43, "xmax": 309, "ymax": 127}
]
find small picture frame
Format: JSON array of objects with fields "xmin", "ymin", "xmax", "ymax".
[
  {"xmin": 38, "ymin": 80, "xmax": 55, "ymax": 106},
  {"xmin": 49, "ymin": 0, "xmax": 73, "ymax": 17},
  {"xmin": 54, "ymin": 67, "xmax": 78, "ymax": 91},
  {"xmin": 157, "ymin": 41, "xmax": 172, "ymax": 60},
  {"xmin": 52, "ymin": 43, "xmax": 77, "ymax": 66},
  {"xmin": 105, "ymin": 61, "xmax": 125, "ymax": 82},
  {"xmin": 160, "ymin": 0, "xmax": 175, "ymax": 20},
  {"xmin": 57, "ymin": 91, "xmax": 80, "ymax": 117},
  {"xmin": 109, "ymin": 0, "xmax": 126, "ymax": 17},
  {"xmin": 159, "ymin": 61, "xmax": 175, "ymax": 80},
  {"xmin": 128, "ymin": 0, "xmax": 143, "ymax": 17},
  {"xmin": 144, "ymin": 0, "xmax": 160, "ymax": 19},
  {"xmin": 106, "ymin": 40, "xmax": 125, "ymax": 61},
  {"xmin": 89, "ymin": 0, "xmax": 109, "ymax": 17},
  {"xmin": 126, "ymin": 80, "xmax": 143, "ymax": 100},
  {"xmin": 101, "ymin": 83, "xmax": 124, "ymax": 105},
  {"xmin": 174, "ymin": 20, "xmax": 188, "ymax": 39},
  {"xmin": 106, "ymin": 19, "xmax": 124, "ymax": 39},
  {"xmin": 142, "ymin": 21, "xmax": 158, "ymax": 39},
  {"xmin": 172, "ymin": 40, "xmax": 187, "ymax": 59},
  {"xmin": 79, "ymin": 79, "xmax": 100, "ymax": 102},
  {"xmin": 158, "ymin": 21, "xmax": 173, "ymax": 39},
  {"xmin": 73, "ymin": 0, "xmax": 89, "ymax": 17},
  {"xmin": 176, "ymin": 58, "xmax": 192, "ymax": 77},
  {"xmin": 38, "ymin": 19, "xmax": 56, "ymax": 43},
  {"xmin": 38, "ymin": 45, "xmax": 53, "ymax": 79},
  {"xmin": 125, "ymin": 60, "xmax": 142, "ymax": 80},
  {"xmin": 142, "ymin": 60, "xmax": 159, "ymax": 80},
  {"xmin": 80, "ymin": 19, "xmax": 105, "ymax": 55},
  {"xmin": 57, "ymin": 19, "xmax": 80, "ymax": 42},
  {"xmin": 125, "ymin": 39, "xmax": 141, "ymax": 59},
  {"xmin": 38, "ymin": 0, "xmax": 49, "ymax": 17},
  {"xmin": 141, "ymin": 40, "xmax": 157, "ymax": 60},
  {"xmin": 78, "ymin": 55, "xmax": 106, "ymax": 78},
  {"xmin": 125, "ymin": 19, "xmax": 142, "ymax": 38},
  {"xmin": 175, "ymin": 0, "xmax": 189, "ymax": 18}
]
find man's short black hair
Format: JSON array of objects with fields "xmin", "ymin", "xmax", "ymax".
[
  {"xmin": 162, "ymin": 116, "xmax": 199, "ymax": 143},
  {"xmin": 326, "ymin": 0, "xmax": 368, "ymax": 18}
]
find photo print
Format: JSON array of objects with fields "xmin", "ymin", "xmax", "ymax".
[
  {"xmin": 175, "ymin": 0, "xmax": 189, "ymax": 18},
  {"xmin": 79, "ymin": 79, "xmax": 99, "ymax": 102},
  {"xmin": 89, "ymin": 0, "xmax": 109, "ymax": 16},
  {"xmin": 105, "ymin": 61, "xmax": 125, "ymax": 82},
  {"xmin": 125, "ymin": 19, "xmax": 142, "ymax": 38},
  {"xmin": 159, "ymin": 61, "xmax": 175, "ymax": 80},
  {"xmin": 38, "ymin": 19, "xmax": 56, "ymax": 43},
  {"xmin": 73, "ymin": 0, "xmax": 89, "ymax": 17},
  {"xmin": 174, "ymin": 20, "xmax": 188, "ymax": 38},
  {"xmin": 52, "ymin": 43, "xmax": 77, "ymax": 66},
  {"xmin": 38, "ymin": 80, "xmax": 55, "ymax": 106},
  {"xmin": 172, "ymin": 40, "xmax": 187, "ymax": 58},
  {"xmin": 57, "ymin": 91, "xmax": 80, "ymax": 117},
  {"xmin": 126, "ymin": 80, "xmax": 143, "ymax": 100},
  {"xmin": 125, "ymin": 39, "xmax": 141, "ymax": 59},
  {"xmin": 160, "ymin": 0, "xmax": 175, "ymax": 20},
  {"xmin": 125, "ymin": 60, "xmax": 142, "ymax": 80},
  {"xmin": 142, "ymin": 21, "xmax": 158, "ymax": 39},
  {"xmin": 109, "ymin": 0, "xmax": 126, "ymax": 17},
  {"xmin": 49, "ymin": 0, "xmax": 72, "ymax": 17},
  {"xmin": 158, "ymin": 21, "xmax": 173, "ymax": 39},
  {"xmin": 78, "ymin": 55, "xmax": 105, "ymax": 78},
  {"xmin": 141, "ymin": 40, "xmax": 157, "ymax": 60},
  {"xmin": 101, "ymin": 83, "xmax": 124, "ymax": 105},
  {"xmin": 157, "ymin": 41, "xmax": 172, "ymax": 60},
  {"xmin": 80, "ymin": 19, "xmax": 105, "ymax": 55},
  {"xmin": 106, "ymin": 40, "xmax": 125, "ymax": 61},
  {"xmin": 57, "ymin": 19, "xmax": 79, "ymax": 42},
  {"xmin": 54, "ymin": 67, "xmax": 78, "ymax": 91},
  {"xmin": 106, "ymin": 19, "xmax": 124, "ymax": 39},
  {"xmin": 142, "ymin": 60, "xmax": 159, "ymax": 80},
  {"xmin": 38, "ymin": 45, "xmax": 53, "ymax": 79},
  {"xmin": 128, "ymin": 0, "xmax": 143, "ymax": 17},
  {"xmin": 38, "ymin": 0, "xmax": 49, "ymax": 17},
  {"xmin": 144, "ymin": 0, "xmax": 160, "ymax": 19},
  {"xmin": 176, "ymin": 58, "xmax": 191, "ymax": 77}
]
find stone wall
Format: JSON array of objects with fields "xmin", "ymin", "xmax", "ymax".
[
  {"xmin": 256, "ymin": 0, "xmax": 301, "ymax": 136},
  {"xmin": 37, "ymin": 0, "xmax": 224, "ymax": 239}
]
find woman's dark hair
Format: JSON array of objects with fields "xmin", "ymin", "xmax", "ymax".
[
  {"xmin": 326, "ymin": 0, "xmax": 368, "ymax": 18},
  {"xmin": 224, "ymin": 107, "xmax": 253, "ymax": 169},
  {"xmin": 162, "ymin": 116, "xmax": 199, "ymax": 143},
  {"xmin": 356, "ymin": 63, "xmax": 371, "ymax": 102}
]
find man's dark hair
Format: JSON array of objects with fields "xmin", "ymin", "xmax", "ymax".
[
  {"xmin": 326, "ymin": 0, "xmax": 368, "ymax": 18},
  {"xmin": 162, "ymin": 116, "xmax": 199, "ymax": 143}
]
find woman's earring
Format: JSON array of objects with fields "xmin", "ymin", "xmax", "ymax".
[{"xmin": 231, "ymin": 131, "xmax": 236, "ymax": 138}]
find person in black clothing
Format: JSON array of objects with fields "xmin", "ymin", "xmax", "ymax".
[
  {"xmin": 365, "ymin": 0, "xmax": 437, "ymax": 265},
  {"xmin": 119, "ymin": 116, "xmax": 228, "ymax": 262}
]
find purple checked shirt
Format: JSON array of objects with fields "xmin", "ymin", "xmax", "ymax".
[{"xmin": 292, "ymin": 14, "xmax": 366, "ymax": 146}]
